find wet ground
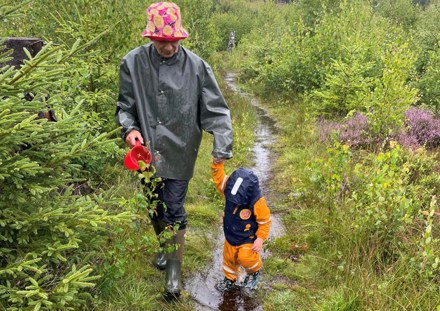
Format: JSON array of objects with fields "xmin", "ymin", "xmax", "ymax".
[{"xmin": 185, "ymin": 73, "xmax": 285, "ymax": 310}]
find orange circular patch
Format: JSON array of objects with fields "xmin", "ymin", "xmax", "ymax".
[
  {"xmin": 239, "ymin": 209, "xmax": 252, "ymax": 220},
  {"xmin": 148, "ymin": 8, "xmax": 159, "ymax": 18},
  {"xmin": 146, "ymin": 21, "xmax": 155, "ymax": 32},
  {"xmin": 169, "ymin": 13, "xmax": 177, "ymax": 22},
  {"xmin": 163, "ymin": 25, "xmax": 173, "ymax": 36},
  {"xmin": 154, "ymin": 15, "xmax": 164, "ymax": 28}
]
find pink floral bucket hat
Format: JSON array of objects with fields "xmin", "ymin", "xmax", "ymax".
[{"xmin": 142, "ymin": 2, "xmax": 189, "ymax": 41}]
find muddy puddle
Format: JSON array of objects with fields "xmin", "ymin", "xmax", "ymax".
[{"xmin": 185, "ymin": 73, "xmax": 285, "ymax": 310}]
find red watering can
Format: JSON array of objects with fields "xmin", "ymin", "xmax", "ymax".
[{"xmin": 124, "ymin": 140, "xmax": 152, "ymax": 171}]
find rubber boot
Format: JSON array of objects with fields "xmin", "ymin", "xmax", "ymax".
[
  {"xmin": 151, "ymin": 218, "xmax": 167, "ymax": 270},
  {"xmin": 164, "ymin": 229, "xmax": 185, "ymax": 299}
]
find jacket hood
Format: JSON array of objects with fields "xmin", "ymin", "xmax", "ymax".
[{"xmin": 224, "ymin": 168, "xmax": 261, "ymax": 206}]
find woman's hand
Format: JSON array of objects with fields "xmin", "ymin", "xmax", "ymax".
[{"xmin": 125, "ymin": 130, "xmax": 144, "ymax": 147}]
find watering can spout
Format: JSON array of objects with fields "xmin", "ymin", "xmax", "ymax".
[{"xmin": 124, "ymin": 140, "xmax": 152, "ymax": 171}]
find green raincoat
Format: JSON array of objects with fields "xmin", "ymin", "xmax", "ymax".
[{"xmin": 116, "ymin": 43, "xmax": 233, "ymax": 180}]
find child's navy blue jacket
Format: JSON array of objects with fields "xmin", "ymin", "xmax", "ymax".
[{"xmin": 212, "ymin": 162, "xmax": 271, "ymax": 246}]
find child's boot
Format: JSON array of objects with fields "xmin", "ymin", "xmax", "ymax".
[
  {"xmin": 216, "ymin": 277, "xmax": 237, "ymax": 292},
  {"xmin": 243, "ymin": 270, "xmax": 260, "ymax": 289}
]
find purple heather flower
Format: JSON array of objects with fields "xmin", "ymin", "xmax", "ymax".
[{"xmin": 317, "ymin": 107, "xmax": 440, "ymax": 150}]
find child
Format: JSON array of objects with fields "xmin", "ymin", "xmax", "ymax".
[{"xmin": 212, "ymin": 160, "xmax": 271, "ymax": 291}]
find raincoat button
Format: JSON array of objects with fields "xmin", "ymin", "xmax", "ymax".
[{"xmin": 159, "ymin": 90, "xmax": 164, "ymax": 94}]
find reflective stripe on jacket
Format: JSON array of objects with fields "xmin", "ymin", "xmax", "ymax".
[{"xmin": 116, "ymin": 43, "xmax": 233, "ymax": 180}]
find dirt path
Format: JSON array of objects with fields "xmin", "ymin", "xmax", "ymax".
[{"xmin": 185, "ymin": 73, "xmax": 285, "ymax": 310}]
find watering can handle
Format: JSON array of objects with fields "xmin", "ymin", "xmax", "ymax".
[{"xmin": 134, "ymin": 139, "xmax": 142, "ymax": 147}]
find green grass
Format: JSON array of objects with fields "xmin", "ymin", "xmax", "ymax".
[{"xmin": 235, "ymin": 85, "xmax": 440, "ymax": 311}]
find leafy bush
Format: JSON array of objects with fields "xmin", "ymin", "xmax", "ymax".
[
  {"xmin": 0, "ymin": 32, "xmax": 131, "ymax": 311},
  {"xmin": 308, "ymin": 141, "xmax": 440, "ymax": 309},
  {"xmin": 413, "ymin": 0, "xmax": 440, "ymax": 71},
  {"xmin": 209, "ymin": 2, "xmax": 259, "ymax": 52},
  {"xmin": 309, "ymin": 142, "xmax": 352, "ymax": 214},
  {"xmin": 417, "ymin": 47, "xmax": 440, "ymax": 114},
  {"xmin": 373, "ymin": 0, "xmax": 421, "ymax": 30}
]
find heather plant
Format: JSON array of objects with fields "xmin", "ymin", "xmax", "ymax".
[
  {"xmin": 317, "ymin": 113, "xmax": 379, "ymax": 148},
  {"xmin": 317, "ymin": 106, "xmax": 440, "ymax": 151},
  {"xmin": 398, "ymin": 107, "xmax": 440, "ymax": 149}
]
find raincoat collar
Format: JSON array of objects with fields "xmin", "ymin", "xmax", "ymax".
[{"xmin": 150, "ymin": 43, "xmax": 182, "ymax": 66}]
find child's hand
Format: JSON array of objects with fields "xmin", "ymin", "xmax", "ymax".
[
  {"xmin": 251, "ymin": 237, "xmax": 264, "ymax": 253},
  {"xmin": 213, "ymin": 157, "xmax": 225, "ymax": 164}
]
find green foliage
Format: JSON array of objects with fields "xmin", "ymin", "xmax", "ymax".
[
  {"xmin": 417, "ymin": 45, "xmax": 440, "ymax": 114},
  {"xmin": 373, "ymin": 0, "xmax": 421, "ymax": 29},
  {"xmin": 309, "ymin": 142, "xmax": 352, "ymax": 214},
  {"xmin": 419, "ymin": 196, "xmax": 440, "ymax": 278},
  {"xmin": 310, "ymin": 27, "xmax": 418, "ymax": 140},
  {"xmin": 209, "ymin": 1, "xmax": 259, "ymax": 52},
  {"xmin": 2, "ymin": 0, "xmax": 440, "ymax": 309},
  {"xmin": 306, "ymin": 140, "xmax": 440, "ymax": 309},
  {"xmin": 349, "ymin": 144, "xmax": 419, "ymax": 257},
  {"xmin": 0, "ymin": 22, "xmax": 132, "ymax": 311},
  {"xmin": 310, "ymin": 52, "xmax": 376, "ymax": 117},
  {"xmin": 172, "ymin": 0, "xmax": 221, "ymax": 59},
  {"xmin": 364, "ymin": 42, "xmax": 419, "ymax": 137}
]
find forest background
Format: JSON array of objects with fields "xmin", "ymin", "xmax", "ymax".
[{"xmin": 1, "ymin": 0, "xmax": 439, "ymax": 310}]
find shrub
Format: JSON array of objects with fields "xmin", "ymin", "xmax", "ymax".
[
  {"xmin": 398, "ymin": 107, "xmax": 440, "ymax": 149},
  {"xmin": 309, "ymin": 141, "xmax": 440, "ymax": 277},
  {"xmin": 317, "ymin": 113, "xmax": 379, "ymax": 148},
  {"xmin": 373, "ymin": 0, "xmax": 421, "ymax": 30},
  {"xmin": 0, "ymin": 33, "xmax": 130, "ymax": 311},
  {"xmin": 317, "ymin": 106, "xmax": 440, "ymax": 150},
  {"xmin": 417, "ymin": 47, "xmax": 440, "ymax": 114}
]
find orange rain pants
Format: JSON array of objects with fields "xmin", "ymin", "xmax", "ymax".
[{"xmin": 222, "ymin": 239, "xmax": 262, "ymax": 281}]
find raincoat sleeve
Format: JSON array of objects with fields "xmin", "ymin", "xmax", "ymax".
[
  {"xmin": 115, "ymin": 58, "xmax": 141, "ymax": 140},
  {"xmin": 200, "ymin": 64, "xmax": 233, "ymax": 159},
  {"xmin": 254, "ymin": 197, "xmax": 271, "ymax": 240},
  {"xmin": 212, "ymin": 162, "xmax": 229, "ymax": 195}
]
